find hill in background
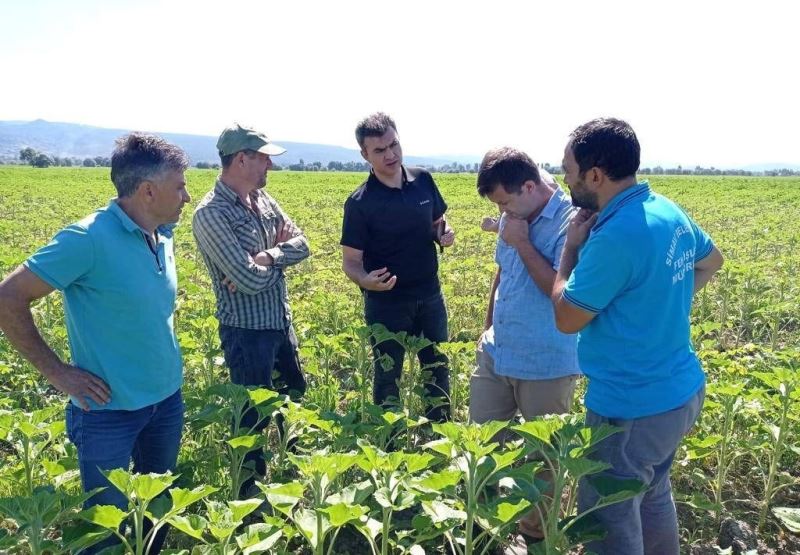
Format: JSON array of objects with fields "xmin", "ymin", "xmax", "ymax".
[{"xmin": 0, "ymin": 120, "xmax": 476, "ymax": 167}]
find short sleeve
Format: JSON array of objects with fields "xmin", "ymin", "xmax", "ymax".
[
  {"xmin": 562, "ymin": 231, "xmax": 633, "ymax": 314},
  {"xmin": 690, "ymin": 218, "xmax": 714, "ymax": 261},
  {"xmin": 340, "ymin": 197, "xmax": 368, "ymax": 251},
  {"xmin": 24, "ymin": 224, "xmax": 94, "ymax": 290}
]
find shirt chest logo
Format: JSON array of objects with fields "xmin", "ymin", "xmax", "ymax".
[{"xmin": 419, "ymin": 199, "xmax": 430, "ymax": 205}]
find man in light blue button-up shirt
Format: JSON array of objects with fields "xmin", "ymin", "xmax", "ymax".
[{"xmin": 470, "ymin": 147, "xmax": 581, "ymax": 542}]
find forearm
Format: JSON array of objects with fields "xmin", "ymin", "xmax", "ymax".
[
  {"xmin": 694, "ymin": 267, "xmax": 717, "ymax": 294},
  {"xmin": 342, "ymin": 257, "xmax": 367, "ymax": 288},
  {"xmin": 266, "ymin": 234, "xmax": 311, "ymax": 268},
  {"xmin": 484, "ymin": 269, "xmax": 500, "ymax": 330},
  {"xmin": 552, "ymin": 243, "xmax": 579, "ymax": 303},
  {"xmin": 515, "ymin": 242, "xmax": 556, "ymax": 296},
  {"xmin": 195, "ymin": 231, "xmax": 282, "ymax": 295}
]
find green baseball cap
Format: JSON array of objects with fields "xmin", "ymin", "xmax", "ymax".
[{"xmin": 216, "ymin": 123, "xmax": 286, "ymax": 157}]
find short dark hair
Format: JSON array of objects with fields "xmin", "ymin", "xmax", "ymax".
[
  {"xmin": 568, "ymin": 118, "xmax": 640, "ymax": 181},
  {"xmin": 219, "ymin": 149, "xmax": 257, "ymax": 169},
  {"xmin": 355, "ymin": 112, "xmax": 397, "ymax": 149},
  {"xmin": 110, "ymin": 133, "xmax": 188, "ymax": 198},
  {"xmin": 476, "ymin": 147, "xmax": 541, "ymax": 197}
]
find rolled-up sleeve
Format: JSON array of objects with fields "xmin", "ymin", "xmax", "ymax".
[{"xmin": 266, "ymin": 198, "xmax": 310, "ymax": 269}]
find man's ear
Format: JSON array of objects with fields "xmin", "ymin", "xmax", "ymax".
[
  {"xmin": 139, "ymin": 180, "xmax": 155, "ymax": 201},
  {"xmin": 587, "ymin": 167, "xmax": 604, "ymax": 189},
  {"xmin": 360, "ymin": 149, "xmax": 368, "ymax": 162}
]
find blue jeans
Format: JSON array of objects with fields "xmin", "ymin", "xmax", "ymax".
[
  {"xmin": 66, "ymin": 389, "xmax": 184, "ymax": 554},
  {"xmin": 219, "ymin": 324, "xmax": 307, "ymax": 495},
  {"xmin": 364, "ymin": 291, "xmax": 450, "ymax": 422},
  {"xmin": 577, "ymin": 386, "xmax": 705, "ymax": 555}
]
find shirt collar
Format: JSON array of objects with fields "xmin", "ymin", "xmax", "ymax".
[
  {"xmin": 532, "ymin": 187, "xmax": 565, "ymax": 225},
  {"xmin": 596, "ymin": 180, "xmax": 651, "ymax": 227},
  {"xmin": 367, "ymin": 165, "xmax": 414, "ymax": 189},
  {"xmin": 215, "ymin": 177, "xmax": 243, "ymax": 205},
  {"xmin": 107, "ymin": 200, "xmax": 174, "ymax": 238}
]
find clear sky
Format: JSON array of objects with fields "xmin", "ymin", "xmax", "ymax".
[{"xmin": 1, "ymin": 0, "xmax": 797, "ymax": 167}]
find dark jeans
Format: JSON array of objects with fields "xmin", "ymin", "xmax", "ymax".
[
  {"xmin": 364, "ymin": 291, "xmax": 450, "ymax": 422},
  {"xmin": 66, "ymin": 389, "xmax": 184, "ymax": 554},
  {"xmin": 219, "ymin": 324, "xmax": 306, "ymax": 495}
]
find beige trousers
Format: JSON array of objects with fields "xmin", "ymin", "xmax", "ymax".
[{"xmin": 469, "ymin": 344, "xmax": 578, "ymax": 539}]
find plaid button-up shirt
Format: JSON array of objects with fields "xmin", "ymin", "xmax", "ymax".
[{"xmin": 192, "ymin": 178, "xmax": 310, "ymax": 330}]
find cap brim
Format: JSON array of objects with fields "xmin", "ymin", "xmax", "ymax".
[{"xmin": 257, "ymin": 143, "xmax": 286, "ymax": 156}]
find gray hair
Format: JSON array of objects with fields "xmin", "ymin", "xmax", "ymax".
[{"xmin": 110, "ymin": 133, "xmax": 189, "ymax": 197}]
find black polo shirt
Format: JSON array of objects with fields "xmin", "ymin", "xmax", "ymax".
[{"xmin": 341, "ymin": 166, "xmax": 447, "ymax": 300}]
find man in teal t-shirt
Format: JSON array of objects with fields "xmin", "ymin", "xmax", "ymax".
[
  {"xmin": 552, "ymin": 118, "xmax": 724, "ymax": 555},
  {"xmin": 0, "ymin": 133, "xmax": 190, "ymax": 554}
]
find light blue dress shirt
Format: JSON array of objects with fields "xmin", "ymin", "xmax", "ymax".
[{"xmin": 482, "ymin": 187, "xmax": 581, "ymax": 380}]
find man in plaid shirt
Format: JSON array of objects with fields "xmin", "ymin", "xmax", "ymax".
[{"xmin": 193, "ymin": 123, "xmax": 309, "ymax": 497}]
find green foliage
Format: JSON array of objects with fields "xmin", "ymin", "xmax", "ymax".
[{"xmin": 1, "ymin": 170, "xmax": 800, "ymax": 552}]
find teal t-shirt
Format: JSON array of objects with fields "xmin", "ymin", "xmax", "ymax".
[
  {"xmin": 563, "ymin": 182, "xmax": 713, "ymax": 419},
  {"xmin": 25, "ymin": 201, "xmax": 183, "ymax": 410}
]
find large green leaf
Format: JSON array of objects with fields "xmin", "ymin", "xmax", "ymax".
[
  {"xmin": 227, "ymin": 434, "xmax": 266, "ymax": 452},
  {"xmin": 169, "ymin": 485, "xmax": 219, "ymax": 513},
  {"xmin": 132, "ymin": 472, "xmax": 176, "ymax": 501},
  {"xmin": 588, "ymin": 476, "xmax": 648, "ymax": 507},
  {"xmin": 412, "ymin": 469, "xmax": 462, "ymax": 493},
  {"xmin": 236, "ymin": 523, "xmax": 283, "ymax": 554},
  {"xmin": 577, "ymin": 423, "xmax": 624, "ymax": 452},
  {"xmin": 260, "ymin": 481, "xmax": 304, "ymax": 516},
  {"xmin": 326, "ymin": 479, "xmax": 374, "ymax": 506},
  {"xmin": 103, "ymin": 468, "xmax": 134, "ymax": 497},
  {"xmin": 404, "ymin": 452, "xmax": 438, "ymax": 473},
  {"xmin": 320, "ymin": 502, "xmax": 368, "ymax": 527},
  {"xmin": 167, "ymin": 514, "xmax": 208, "ymax": 540},
  {"xmin": 421, "ymin": 499, "xmax": 466, "ymax": 523},
  {"xmin": 229, "ymin": 498, "xmax": 264, "ymax": 522},
  {"xmin": 79, "ymin": 504, "xmax": 128, "ymax": 529},
  {"xmin": 294, "ymin": 508, "xmax": 327, "ymax": 548},
  {"xmin": 248, "ymin": 387, "xmax": 281, "ymax": 406},
  {"xmin": 423, "ymin": 437, "xmax": 454, "ymax": 458},
  {"xmin": 61, "ymin": 521, "xmax": 113, "ymax": 553},
  {"xmin": 561, "ymin": 457, "xmax": 610, "ymax": 479},
  {"xmin": 512, "ymin": 419, "xmax": 562, "ymax": 448},
  {"xmin": 773, "ymin": 507, "xmax": 800, "ymax": 533},
  {"xmin": 477, "ymin": 498, "xmax": 531, "ymax": 526}
]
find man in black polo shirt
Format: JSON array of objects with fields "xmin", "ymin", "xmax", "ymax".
[{"xmin": 341, "ymin": 112, "xmax": 455, "ymax": 422}]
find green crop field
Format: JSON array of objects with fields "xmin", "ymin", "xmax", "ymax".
[{"xmin": 1, "ymin": 167, "xmax": 799, "ymax": 553}]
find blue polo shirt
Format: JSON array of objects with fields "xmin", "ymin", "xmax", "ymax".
[
  {"xmin": 563, "ymin": 182, "xmax": 713, "ymax": 419},
  {"xmin": 482, "ymin": 187, "xmax": 581, "ymax": 380},
  {"xmin": 24, "ymin": 200, "xmax": 183, "ymax": 411}
]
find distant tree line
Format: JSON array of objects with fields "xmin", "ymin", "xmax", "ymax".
[
  {"xmin": 5, "ymin": 148, "xmax": 799, "ymax": 177},
  {"xmin": 13, "ymin": 147, "xmax": 110, "ymax": 168}
]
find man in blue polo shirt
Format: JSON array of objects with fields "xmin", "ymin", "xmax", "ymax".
[
  {"xmin": 552, "ymin": 118, "xmax": 724, "ymax": 555},
  {"xmin": 341, "ymin": 112, "xmax": 455, "ymax": 422},
  {"xmin": 0, "ymin": 133, "xmax": 190, "ymax": 554},
  {"xmin": 472, "ymin": 147, "xmax": 580, "ymax": 545}
]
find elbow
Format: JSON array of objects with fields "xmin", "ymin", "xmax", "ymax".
[
  {"xmin": 555, "ymin": 315, "xmax": 581, "ymax": 335},
  {"xmin": 229, "ymin": 274, "xmax": 262, "ymax": 296},
  {"xmin": 553, "ymin": 304, "xmax": 584, "ymax": 335}
]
